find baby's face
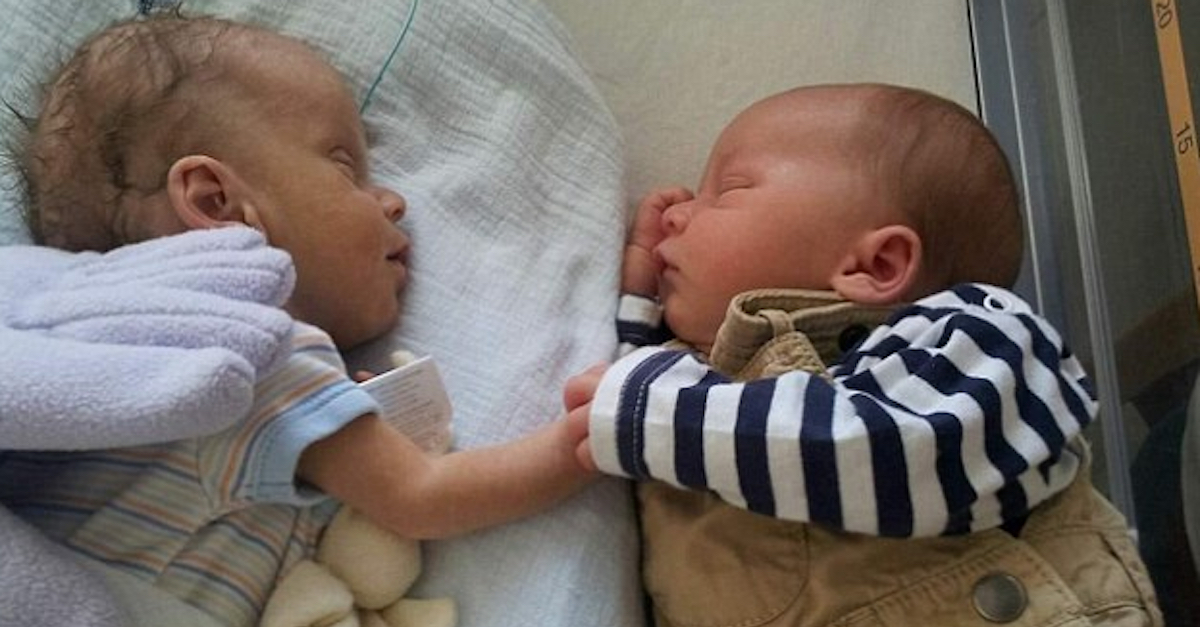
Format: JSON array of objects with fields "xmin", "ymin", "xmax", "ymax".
[
  {"xmin": 229, "ymin": 47, "xmax": 409, "ymax": 349},
  {"xmin": 656, "ymin": 92, "xmax": 883, "ymax": 351}
]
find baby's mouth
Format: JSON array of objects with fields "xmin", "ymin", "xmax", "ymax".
[
  {"xmin": 386, "ymin": 248, "xmax": 409, "ymax": 289},
  {"xmin": 386, "ymin": 243, "xmax": 409, "ymax": 268}
]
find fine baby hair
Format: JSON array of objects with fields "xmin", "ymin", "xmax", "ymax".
[{"xmin": 19, "ymin": 13, "xmax": 300, "ymax": 251}]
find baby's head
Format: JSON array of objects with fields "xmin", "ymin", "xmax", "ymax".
[
  {"xmin": 656, "ymin": 83, "xmax": 1021, "ymax": 349},
  {"xmin": 20, "ymin": 14, "xmax": 410, "ymax": 349}
]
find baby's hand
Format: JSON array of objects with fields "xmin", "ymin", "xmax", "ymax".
[
  {"xmin": 623, "ymin": 186, "xmax": 693, "ymax": 297},
  {"xmin": 566, "ymin": 405, "xmax": 595, "ymax": 472},
  {"xmin": 563, "ymin": 363, "xmax": 608, "ymax": 472},
  {"xmin": 563, "ymin": 362, "xmax": 607, "ymax": 411}
]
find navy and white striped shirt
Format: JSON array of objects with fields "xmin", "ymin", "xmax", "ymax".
[{"xmin": 589, "ymin": 284, "xmax": 1095, "ymax": 537}]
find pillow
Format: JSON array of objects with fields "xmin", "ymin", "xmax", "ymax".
[{"xmin": 0, "ymin": 1, "xmax": 643, "ymax": 626}]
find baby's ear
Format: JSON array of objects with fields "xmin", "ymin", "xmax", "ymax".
[
  {"xmin": 829, "ymin": 225, "xmax": 922, "ymax": 305},
  {"xmin": 166, "ymin": 155, "xmax": 256, "ymax": 229}
]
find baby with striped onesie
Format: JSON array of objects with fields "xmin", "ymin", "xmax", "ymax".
[{"xmin": 566, "ymin": 83, "xmax": 1162, "ymax": 627}]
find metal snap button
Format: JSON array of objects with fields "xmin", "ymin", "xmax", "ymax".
[
  {"xmin": 982, "ymin": 293, "xmax": 1011, "ymax": 312},
  {"xmin": 972, "ymin": 572, "xmax": 1027, "ymax": 623}
]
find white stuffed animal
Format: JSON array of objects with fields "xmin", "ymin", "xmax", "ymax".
[
  {"xmin": 260, "ymin": 351, "xmax": 456, "ymax": 627},
  {"xmin": 260, "ymin": 506, "xmax": 455, "ymax": 627}
]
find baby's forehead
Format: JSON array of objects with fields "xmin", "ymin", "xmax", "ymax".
[
  {"xmin": 207, "ymin": 51, "xmax": 365, "ymax": 155},
  {"xmin": 713, "ymin": 95, "xmax": 867, "ymax": 165},
  {"xmin": 226, "ymin": 36, "xmax": 352, "ymax": 102},
  {"xmin": 163, "ymin": 36, "xmax": 352, "ymax": 135}
]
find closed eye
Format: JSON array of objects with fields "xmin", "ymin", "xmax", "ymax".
[
  {"xmin": 330, "ymin": 148, "xmax": 361, "ymax": 182},
  {"xmin": 716, "ymin": 185, "xmax": 752, "ymax": 202},
  {"xmin": 717, "ymin": 176, "xmax": 752, "ymax": 195}
]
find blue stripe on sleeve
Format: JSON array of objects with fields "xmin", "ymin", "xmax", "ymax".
[
  {"xmin": 840, "ymin": 334, "xmax": 911, "ymax": 368},
  {"xmin": 1018, "ymin": 315, "xmax": 1094, "ymax": 429},
  {"xmin": 849, "ymin": 392, "xmax": 913, "ymax": 536},
  {"xmin": 616, "ymin": 320, "xmax": 674, "ymax": 348},
  {"xmin": 617, "ymin": 351, "xmax": 686, "ymax": 478},
  {"xmin": 897, "ymin": 348, "xmax": 931, "ymax": 373},
  {"xmin": 801, "ymin": 377, "xmax": 842, "ymax": 528},
  {"xmin": 995, "ymin": 481, "xmax": 1029, "ymax": 523},
  {"xmin": 616, "ymin": 319, "xmax": 655, "ymax": 346},
  {"xmin": 952, "ymin": 283, "xmax": 988, "ymax": 303},
  {"xmin": 837, "ymin": 306, "xmax": 955, "ymax": 372},
  {"xmin": 674, "ymin": 372, "xmax": 723, "ymax": 489},
  {"xmin": 844, "ymin": 368, "xmax": 973, "ymax": 535},
  {"xmin": 1037, "ymin": 457, "xmax": 1058, "ymax": 484},
  {"xmin": 930, "ymin": 410, "xmax": 974, "ymax": 535},
  {"xmin": 917, "ymin": 351, "xmax": 1029, "ymax": 524},
  {"xmin": 959, "ymin": 315, "xmax": 1068, "ymax": 468},
  {"xmin": 736, "ymin": 378, "xmax": 776, "ymax": 516}
]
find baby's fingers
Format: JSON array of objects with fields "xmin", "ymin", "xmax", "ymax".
[
  {"xmin": 630, "ymin": 187, "xmax": 691, "ymax": 250},
  {"xmin": 563, "ymin": 362, "xmax": 608, "ymax": 411},
  {"xmin": 575, "ymin": 437, "xmax": 596, "ymax": 473}
]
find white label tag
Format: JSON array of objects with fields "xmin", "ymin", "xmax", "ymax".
[{"xmin": 358, "ymin": 356, "xmax": 453, "ymax": 454}]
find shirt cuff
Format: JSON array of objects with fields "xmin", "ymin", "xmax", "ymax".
[
  {"xmin": 246, "ymin": 381, "xmax": 380, "ymax": 505},
  {"xmin": 617, "ymin": 293, "xmax": 662, "ymax": 326},
  {"xmin": 616, "ymin": 294, "xmax": 669, "ymax": 354},
  {"xmin": 588, "ymin": 345, "xmax": 676, "ymax": 479}
]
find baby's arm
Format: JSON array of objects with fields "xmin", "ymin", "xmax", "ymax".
[
  {"xmin": 298, "ymin": 408, "xmax": 594, "ymax": 540},
  {"xmin": 203, "ymin": 323, "xmax": 594, "ymax": 540},
  {"xmin": 588, "ymin": 285, "xmax": 1095, "ymax": 538}
]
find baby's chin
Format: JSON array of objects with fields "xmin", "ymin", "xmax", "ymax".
[
  {"xmin": 366, "ymin": 298, "xmax": 403, "ymax": 340},
  {"xmin": 332, "ymin": 301, "xmax": 403, "ymax": 351}
]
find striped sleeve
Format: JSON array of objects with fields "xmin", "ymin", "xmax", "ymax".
[
  {"xmin": 198, "ymin": 322, "xmax": 381, "ymax": 508},
  {"xmin": 588, "ymin": 284, "xmax": 1096, "ymax": 537},
  {"xmin": 616, "ymin": 293, "xmax": 672, "ymax": 356}
]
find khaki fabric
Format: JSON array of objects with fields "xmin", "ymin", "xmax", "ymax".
[
  {"xmin": 708, "ymin": 289, "xmax": 894, "ymax": 380},
  {"xmin": 639, "ymin": 289, "xmax": 1162, "ymax": 627}
]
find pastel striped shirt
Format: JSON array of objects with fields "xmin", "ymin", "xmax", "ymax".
[
  {"xmin": 591, "ymin": 283, "xmax": 1095, "ymax": 537},
  {"xmin": 0, "ymin": 322, "xmax": 378, "ymax": 627}
]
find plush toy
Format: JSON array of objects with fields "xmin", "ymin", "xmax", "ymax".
[
  {"xmin": 260, "ymin": 506, "xmax": 456, "ymax": 627},
  {"xmin": 260, "ymin": 351, "xmax": 456, "ymax": 627}
]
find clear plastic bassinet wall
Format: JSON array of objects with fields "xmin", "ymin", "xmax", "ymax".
[{"xmin": 972, "ymin": 1, "xmax": 1200, "ymax": 624}]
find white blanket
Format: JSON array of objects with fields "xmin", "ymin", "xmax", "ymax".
[{"xmin": 0, "ymin": 1, "xmax": 641, "ymax": 626}]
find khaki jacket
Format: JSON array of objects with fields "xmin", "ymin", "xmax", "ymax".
[{"xmin": 639, "ymin": 290, "xmax": 1162, "ymax": 627}]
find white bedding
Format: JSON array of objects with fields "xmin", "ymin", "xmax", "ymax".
[{"xmin": 0, "ymin": 1, "xmax": 641, "ymax": 626}]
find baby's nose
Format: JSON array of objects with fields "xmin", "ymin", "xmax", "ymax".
[
  {"xmin": 661, "ymin": 200, "xmax": 692, "ymax": 233},
  {"xmin": 374, "ymin": 186, "xmax": 407, "ymax": 222}
]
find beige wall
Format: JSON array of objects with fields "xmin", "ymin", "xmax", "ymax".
[{"xmin": 540, "ymin": 0, "xmax": 976, "ymax": 208}]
